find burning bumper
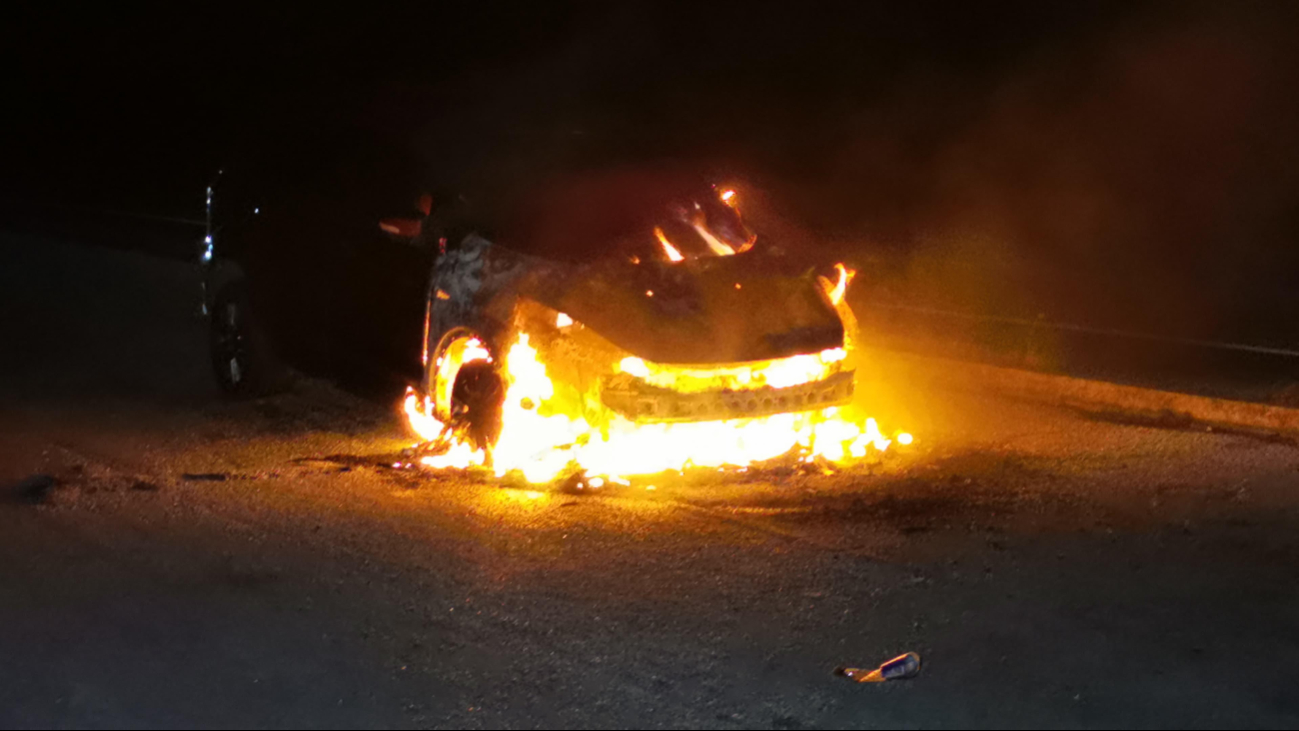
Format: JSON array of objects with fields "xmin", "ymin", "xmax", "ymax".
[{"xmin": 601, "ymin": 366, "xmax": 855, "ymax": 422}]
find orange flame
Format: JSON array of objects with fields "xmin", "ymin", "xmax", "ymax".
[
  {"xmin": 403, "ymin": 262, "xmax": 908, "ymax": 484},
  {"xmin": 823, "ymin": 263, "xmax": 855, "ymax": 306},
  {"xmin": 654, "ymin": 227, "xmax": 684, "ymax": 262},
  {"xmin": 692, "ymin": 224, "xmax": 736, "ymax": 256},
  {"xmin": 405, "ymin": 345, "xmax": 908, "ymax": 483}
]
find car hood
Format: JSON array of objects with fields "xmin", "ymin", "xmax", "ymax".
[{"xmin": 520, "ymin": 254, "xmax": 844, "ymax": 364}]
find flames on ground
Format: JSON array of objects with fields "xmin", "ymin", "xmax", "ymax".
[{"xmin": 400, "ymin": 263, "xmax": 912, "ymax": 486}]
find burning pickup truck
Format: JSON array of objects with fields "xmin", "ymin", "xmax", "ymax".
[{"xmin": 404, "ymin": 175, "xmax": 905, "ymax": 483}]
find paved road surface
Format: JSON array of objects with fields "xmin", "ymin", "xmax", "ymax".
[{"xmin": 2, "ymin": 234, "xmax": 1298, "ymax": 728}]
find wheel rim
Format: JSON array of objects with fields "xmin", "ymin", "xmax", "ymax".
[{"xmin": 428, "ymin": 329, "xmax": 493, "ymax": 420}]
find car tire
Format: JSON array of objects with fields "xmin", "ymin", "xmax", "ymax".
[
  {"xmin": 209, "ymin": 282, "xmax": 291, "ymax": 397},
  {"xmin": 450, "ymin": 359, "xmax": 505, "ymax": 451},
  {"xmin": 424, "ymin": 327, "xmax": 507, "ymax": 451}
]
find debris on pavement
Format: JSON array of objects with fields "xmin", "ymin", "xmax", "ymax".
[{"xmin": 835, "ymin": 652, "xmax": 922, "ymax": 683}]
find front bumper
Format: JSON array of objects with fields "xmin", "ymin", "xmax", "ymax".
[{"xmin": 600, "ymin": 370, "xmax": 855, "ymax": 422}]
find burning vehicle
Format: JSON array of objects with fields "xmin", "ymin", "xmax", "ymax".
[
  {"xmin": 200, "ymin": 136, "xmax": 906, "ymax": 484},
  {"xmin": 404, "ymin": 170, "xmax": 907, "ymax": 483}
]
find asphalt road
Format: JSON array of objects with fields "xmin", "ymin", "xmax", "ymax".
[{"xmin": 2, "ymin": 233, "xmax": 1298, "ymax": 729}]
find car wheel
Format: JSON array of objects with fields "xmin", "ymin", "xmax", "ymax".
[
  {"xmin": 451, "ymin": 360, "xmax": 505, "ymax": 451},
  {"xmin": 209, "ymin": 283, "xmax": 290, "ymax": 397},
  {"xmin": 426, "ymin": 328, "xmax": 505, "ymax": 451}
]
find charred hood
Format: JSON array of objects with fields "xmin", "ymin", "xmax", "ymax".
[{"xmin": 520, "ymin": 253, "xmax": 844, "ymax": 364}]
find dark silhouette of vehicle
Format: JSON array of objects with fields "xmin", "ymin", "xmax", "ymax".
[{"xmin": 202, "ymin": 124, "xmax": 437, "ymax": 396}]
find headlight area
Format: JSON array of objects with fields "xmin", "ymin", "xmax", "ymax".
[{"xmin": 508, "ymin": 298, "xmax": 857, "ymax": 425}]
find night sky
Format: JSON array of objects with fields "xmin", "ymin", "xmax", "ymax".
[
  {"xmin": 5, "ymin": 2, "xmax": 1299, "ymax": 342},
  {"xmin": 0, "ymin": 3, "xmax": 1145, "ymax": 213}
]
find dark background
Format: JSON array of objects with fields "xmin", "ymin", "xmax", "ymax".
[{"xmin": 4, "ymin": 1, "xmax": 1298, "ymax": 357}]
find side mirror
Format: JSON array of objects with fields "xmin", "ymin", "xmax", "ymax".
[
  {"xmin": 378, "ymin": 192, "xmax": 434, "ymax": 240},
  {"xmin": 379, "ymin": 217, "xmax": 422, "ymax": 239}
]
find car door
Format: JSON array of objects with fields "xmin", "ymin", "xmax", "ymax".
[{"xmin": 326, "ymin": 132, "xmax": 436, "ymax": 392}]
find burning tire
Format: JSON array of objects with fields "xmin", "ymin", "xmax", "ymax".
[
  {"xmin": 209, "ymin": 282, "xmax": 290, "ymax": 397},
  {"xmin": 450, "ymin": 360, "xmax": 505, "ymax": 451},
  {"xmin": 424, "ymin": 328, "xmax": 505, "ymax": 452}
]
